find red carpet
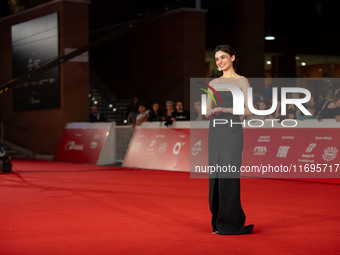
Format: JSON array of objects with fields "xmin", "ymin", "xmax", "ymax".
[{"xmin": 0, "ymin": 160, "xmax": 339, "ymax": 255}]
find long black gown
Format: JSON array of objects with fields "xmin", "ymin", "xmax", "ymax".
[{"xmin": 208, "ymin": 90, "xmax": 254, "ymax": 235}]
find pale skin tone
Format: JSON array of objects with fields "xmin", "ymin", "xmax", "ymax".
[
  {"xmin": 162, "ymin": 103, "xmax": 176, "ymax": 122},
  {"xmin": 176, "ymin": 102, "xmax": 184, "ymax": 113},
  {"xmin": 194, "ymin": 100, "xmax": 203, "ymax": 120},
  {"xmin": 206, "ymin": 50, "xmax": 252, "ymax": 118}
]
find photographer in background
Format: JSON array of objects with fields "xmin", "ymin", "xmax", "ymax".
[
  {"xmin": 162, "ymin": 100, "xmax": 176, "ymax": 126},
  {"xmin": 89, "ymin": 105, "xmax": 107, "ymax": 122},
  {"xmin": 0, "ymin": 145, "xmax": 12, "ymax": 173},
  {"xmin": 174, "ymin": 100, "xmax": 190, "ymax": 121},
  {"xmin": 317, "ymin": 88, "xmax": 337, "ymax": 120},
  {"xmin": 135, "ymin": 103, "xmax": 150, "ymax": 126}
]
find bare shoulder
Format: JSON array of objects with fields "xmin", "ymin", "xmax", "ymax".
[
  {"xmin": 235, "ymin": 76, "xmax": 250, "ymax": 89},
  {"xmin": 208, "ymin": 78, "xmax": 219, "ymax": 88}
]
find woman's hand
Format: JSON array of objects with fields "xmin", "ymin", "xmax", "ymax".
[
  {"xmin": 206, "ymin": 107, "xmax": 233, "ymax": 118},
  {"xmin": 205, "ymin": 109, "xmax": 213, "ymax": 118},
  {"xmin": 214, "ymin": 107, "xmax": 233, "ymax": 114}
]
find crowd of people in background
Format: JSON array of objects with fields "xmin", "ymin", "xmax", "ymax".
[
  {"xmin": 246, "ymin": 87, "xmax": 340, "ymax": 122},
  {"xmin": 126, "ymin": 99, "xmax": 191, "ymax": 127},
  {"xmin": 90, "ymin": 87, "xmax": 340, "ymax": 125}
]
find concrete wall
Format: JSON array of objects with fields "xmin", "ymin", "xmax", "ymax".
[
  {"xmin": 0, "ymin": 0, "xmax": 90, "ymax": 154},
  {"xmin": 90, "ymin": 8, "xmax": 206, "ymax": 111}
]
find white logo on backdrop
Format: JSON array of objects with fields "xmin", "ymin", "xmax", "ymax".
[
  {"xmin": 90, "ymin": 141, "xmax": 98, "ymax": 149},
  {"xmin": 305, "ymin": 143, "xmax": 317, "ymax": 153},
  {"xmin": 254, "ymin": 146, "xmax": 267, "ymax": 156},
  {"xmin": 191, "ymin": 140, "xmax": 202, "ymax": 156},
  {"xmin": 134, "ymin": 142, "xmax": 142, "ymax": 152},
  {"xmin": 322, "ymin": 146, "xmax": 338, "ymax": 161},
  {"xmin": 277, "ymin": 146, "xmax": 290, "ymax": 158},
  {"xmin": 158, "ymin": 142, "xmax": 168, "ymax": 154},
  {"xmin": 64, "ymin": 141, "xmax": 84, "ymax": 151},
  {"xmin": 173, "ymin": 142, "xmax": 185, "ymax": 155},
  {"xmin": 149, "ymin": 140, "xmax": 156, "ymax": 147},
  {"xmin": 93, "ymin": 134, "xmax": 101, "ymax": 139}
]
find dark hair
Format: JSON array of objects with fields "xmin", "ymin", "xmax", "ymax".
[
  {"xmin": 138, "ymin": 102, "xmax": 146, "ymax": 107},
  {"xmin": 214, "ymin": 45, "xmax": 237, "ymax": 68},
  {"xmin": 335, "ymin": 89, "xmax": 340, "ymax": 100},
  {"xmin": 321, "ymin": 87, "xmax": 333, "ymax": 98}
]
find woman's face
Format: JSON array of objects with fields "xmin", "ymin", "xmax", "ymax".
[
  {"xmin": 138, "ymin": 105, "xmax": 146, "ymax": 113},
  {"xmin": 215, "ymin": 50, "xmax": 235, "ymax": 72},
  {"xmin": 152, "ymin": 103, "xmax": 159, "ymax": 111},
  {"xmin": 194, "ymin": 101, "xmax": 201, "ymax": 112},
  {"xmin": 258, "ymin": 102, "xmax": 266, "ymax": 110},
  {"xmin": 176, "ymin": 102, "xmax": 183, "ymax": 111},
  {"xmin": 166, "ymin": 103, "xmax": 173, "ymax": 111}
]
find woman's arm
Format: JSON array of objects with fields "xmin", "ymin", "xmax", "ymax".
[
  {"xmin": 210, "ymin": 107, "xmax": 233, "ymax": 114},
  {"xmin": 239, "ymin": 78, "xmax": 253, "ymax": 116},
  {"xmin": 211, "ymin": 79, "xmax": 251, "ymax": 116}
]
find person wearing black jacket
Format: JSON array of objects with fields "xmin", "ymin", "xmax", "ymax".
[
  {"xmin": 174, "ymin": 100, "xmax": 190, "ymax": 121},
  {"xmin": 89, "ymin": 106, "xmax": 107, "ymax": 122}
]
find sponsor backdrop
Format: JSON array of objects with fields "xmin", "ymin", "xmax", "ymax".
[
  {"xmin": 11, "ymin": 12, "xmax": 60, "ymax": 111},
  {"xmin": 55, "ymin": 122, "xmax": 116, "ymax": 165},
  {"xmin": 54, "ymin": 121, "xmax": 339, "ymax": 181},
  {"xmin": 123, "ymin": 128, "xmax": 191, "ymax": 171},
  {"xmin": 123, "ymin": 121, "xmax": 339, "ymax": 182}
]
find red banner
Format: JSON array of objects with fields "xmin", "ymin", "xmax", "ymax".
[
  {"xmin": 242, "ymin": 129, "xmax": 339, "ymax": 167},
  {"xmin": 123, "ymin": 126, "xmax": 340, "ymax": 181},
  {"xmin": 123, "ymin": 128, "xmax": 191, "ymax": 171},
  {"xmin": 54, "ymin": 123, "xmax": 111, "ymax": 164}
]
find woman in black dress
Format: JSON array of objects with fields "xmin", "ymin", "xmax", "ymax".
[{"xmin": 205, "ymin": 45, "xmax": 254, "ymax": 235}]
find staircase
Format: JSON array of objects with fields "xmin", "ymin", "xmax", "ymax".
[
  {"xmin": 1, "ymin": 118, "xmax": 54, "ymax": 160},
  {"xmin": 1, "ymin": 140, "xmax": 53, "ymax": 161},
  {"xmin": 89, "ymin": 72, "xmax": 131, "ymax": 125},
  {"xmin": 1, "ymin": 142, "xmax": 30, "ymax": 159}
]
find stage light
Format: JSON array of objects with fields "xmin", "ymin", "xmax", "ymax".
[
  {"xmin": 265, "ymin": 31, "xmax": 275, "ymax": 40},
  {"xmin": 266, "ymin": 61, "xmax": 272, "ymax": 65},
  {"xmin": 109, "ymin": 104, "xmax": 113, "ymax": 108},
  {"xmin": 301, "ymin": 62, "xmax": 306, "ymax": 66},
  {"xmin": 265, "ymin": 35, "xmax": 275, "ymax": 40}
]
